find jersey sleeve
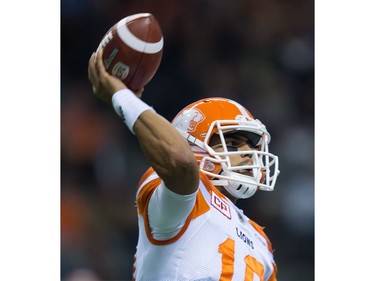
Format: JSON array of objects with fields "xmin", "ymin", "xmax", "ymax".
[
  {"xmin": 148, "ymin": 182, "xmax": 197, "ymax": 240},
  {"xmin": 136, "ymin": 167, "xmax": 199, "ymax": 242}
]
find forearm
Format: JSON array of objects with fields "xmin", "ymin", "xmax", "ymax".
[{"xmin": 112, "ymin": 89, "xmax": 199, "ymax": 195}]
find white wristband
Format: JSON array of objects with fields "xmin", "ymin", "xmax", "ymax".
[{"xmin": 111, "ymin": 89, "xmax": 155, "ymax": 134}]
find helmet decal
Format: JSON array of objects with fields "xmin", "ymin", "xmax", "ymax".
[
  {"xmin": 173, "ymin": 108, "xmax": 205, "ymax": 133},
  {"xmin": 188, "ymin": 109, "xmax": 205, "ymax": 132}
]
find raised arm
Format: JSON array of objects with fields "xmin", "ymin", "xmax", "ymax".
[{"xmin": 88, "ymin": 50, "xmax": 199, "ymax": 195}]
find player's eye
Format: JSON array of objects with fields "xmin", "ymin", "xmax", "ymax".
[
  {"xmin": 227, "ymin": 140, "xmax": 255, "ymax": 151},
  {"xmin": 225, "ymin": 141, "xmax": 239, "ymax": 151}
]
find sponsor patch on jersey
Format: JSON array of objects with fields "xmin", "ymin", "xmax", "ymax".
[{"xmin": 211, "ymin": 192, "xmax": 231, "ymax": 219}]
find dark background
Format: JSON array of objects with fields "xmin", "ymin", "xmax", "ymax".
[{"xmin": 61, "ymin": 0, "xmax": 314, "ymax": 280}]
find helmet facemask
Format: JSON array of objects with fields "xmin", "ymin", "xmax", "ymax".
[{"xmin": 200, "ymin": 117, "xmax": 279, "ymax": 199}]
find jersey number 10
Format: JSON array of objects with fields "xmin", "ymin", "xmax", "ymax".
[{"xmin": 218, "ymin": 238, "xmax": 264, "ymax": 281}]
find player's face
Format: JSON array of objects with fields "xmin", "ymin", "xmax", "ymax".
[{"xmin": 210, "ymin": 134, "xmax": 255, "ymax": 173}]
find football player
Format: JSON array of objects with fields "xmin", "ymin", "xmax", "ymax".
[{"xmin": 88, "ymin": 49, "xmax": 280, "ymax": 281}]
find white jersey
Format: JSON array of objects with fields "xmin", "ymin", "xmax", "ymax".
[{"xmin": 133, "ymin": 168, "xmax": 278, "ymax": 281}]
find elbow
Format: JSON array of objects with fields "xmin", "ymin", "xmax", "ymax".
[
  {"xmin": 168, "ymin": 149, "xmax": 199, "ymax": 179},
  {"xmin": 175, "ymin": 151, "xmax": 199, "ymax": 177},
  {"xmin": 159, "ymin": 149, "xmax": 200, "ymax": 195}
]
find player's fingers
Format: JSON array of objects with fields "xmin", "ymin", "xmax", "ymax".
[
  {"xmin": 88, "ymin": 52, "xmax": 98, "ymax": 83},
  {"xmin": 96, "ymin": 48, "xmax": 107, "ymax": 77}
]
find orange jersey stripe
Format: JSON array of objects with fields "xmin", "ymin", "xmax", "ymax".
[
  {"xmin": 136, "ymin": 167, "xmax": 156, "ymax": 191},
  {"xmin": 136, "ymin": 169, "xmax": 210, "ymax": 245},
  {"xmin": 249, "ymin": 220, "xmax": 275, "ymax": 254}
]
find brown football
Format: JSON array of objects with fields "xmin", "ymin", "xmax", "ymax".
[{"xmin": 96, "ymin": 13, "xmax": 163, "ymax": 92}]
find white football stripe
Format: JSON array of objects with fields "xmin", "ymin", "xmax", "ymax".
[
  {"xmin": 125, "ymin": 13, "xmax": 151, "ymax": 23},
  {"xmin": 116, "ymin": 17, "xmax": 163, "ymax": 54}
]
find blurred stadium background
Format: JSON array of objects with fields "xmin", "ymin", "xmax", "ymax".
[{"xmin": 61, "ymin": 0, "xmax": 314, "ymax": 280}]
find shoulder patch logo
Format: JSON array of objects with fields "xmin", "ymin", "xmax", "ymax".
[{"xmin": 211, "ymin": 192, "xmax": 231, "ymax": 219}]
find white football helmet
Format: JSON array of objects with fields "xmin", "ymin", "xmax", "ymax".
[{"xmin": 172, "ymin": 97, "xmax": 280, "ymax": 199}]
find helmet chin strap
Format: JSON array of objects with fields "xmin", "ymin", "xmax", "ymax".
[
  {"xmin": 210, "ymin": 170, "xmax": 261, "ymax": 199},
  {"xmin": 175, "ymin": 128, "xmax": 206, "ymax": 149},
  {"xmin": 224, "ymin": 174, "xmax": 258, "ymax": 199}
]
